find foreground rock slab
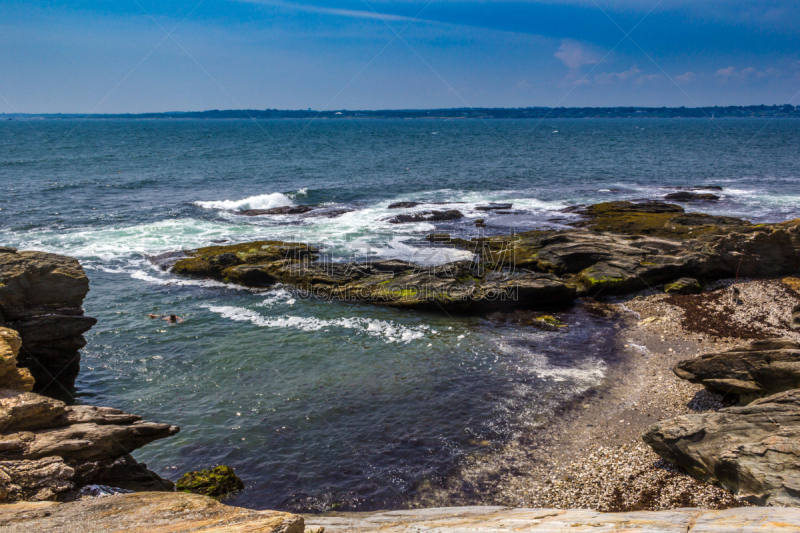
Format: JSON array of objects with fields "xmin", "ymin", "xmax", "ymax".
[
  {"xmin": 673, "ymin": 338, "xmax": 800, "ymax": 402},
  {"xmin": 0, "ymin": 492, "xmax": 304, "ymax": 533},
  {"xmin": 305, "ymin": 506, "xmax": 800, "ymax": 532},
  {"xmin": 643, "ymin": 389, "xmax": 800, "ymax": 506}
]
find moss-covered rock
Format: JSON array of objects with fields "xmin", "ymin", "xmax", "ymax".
[
  {"xmin": 575, "ymin": 201, "xmax": 750, "ymax": 239},
  {"xmin": 664, "ymin": 277, "xmax": 702, "ymax": 295},
  {"xmin": 176, "ymin": 465, "xmax": 244, "ymax": 499}
]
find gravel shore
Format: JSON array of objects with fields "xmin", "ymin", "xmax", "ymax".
[{"xmin": 415, "ymin": 277, "xmax": 800, "ymax": 511}]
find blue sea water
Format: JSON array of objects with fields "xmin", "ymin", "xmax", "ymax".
[{"xmin": 2, "ymin": 118, "xmax": 799, "ymax": 511}]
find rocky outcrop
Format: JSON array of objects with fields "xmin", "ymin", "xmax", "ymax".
[
  {"xmin": 0, "ymin": 248, "xmax": 96, "ymax": 395},
  {"xmin": 164, "ymin": 241, "xmax": 577, "ymax": 311},
  {"xmin": 673, "ymin": 339, "xmax": 800, "ymax": 402},
  {"xmin": 0, "ymin": 327, "xmax": 178, "ymax": 502},
  {"xmin": 643, "ymin": 388, "xmax": 800, "ymax": 506},
  {"xmin": 165, "ymin": 201, "xmax": 800, "ymax": 313},
  {"xmin": 0, "ymin": 492, "xmax": 304, "ymax": 533}
]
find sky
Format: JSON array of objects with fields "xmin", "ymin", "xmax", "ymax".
[{"xmin": 0, "ymin": 0, "xmax": 798, "ymax": 113}]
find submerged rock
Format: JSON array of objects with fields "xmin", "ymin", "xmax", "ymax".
[
  {"xmin": 673, "ymin": 338, "xmax": 800, "ymax": 401},
  {"xmin": 176, "ymin": 465, "xmax": 245, "ymax": 499},
  {"xmin": 643, "ymin": 388, "xmax": 800, "ymax": 506}
]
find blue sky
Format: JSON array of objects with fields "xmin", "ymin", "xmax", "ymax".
[{"xmin": 1, "ymin": 0, "xmax": 798, "ymax": 112}]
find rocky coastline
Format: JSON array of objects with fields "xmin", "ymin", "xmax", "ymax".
[
  {"xmin": 4, "ymin": 199, "xmax": 800, "ymax": 530},
  {"xmin": 0, "ymin": 248, "xmax": 178, "ymax": 501}
]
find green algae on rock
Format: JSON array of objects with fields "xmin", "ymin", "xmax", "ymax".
[
  {"xmin": 664, "ymin": 277, "xmax": 702, "ymax": 295},
  {"xmin": 177, "ymin": 465, "xmax": 245, "ymax": 499},
  {"xmin": 163, "ymin": 202, "xmax": 800, "ymax": 312}
]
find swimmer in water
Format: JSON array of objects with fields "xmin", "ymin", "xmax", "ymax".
[{"xmin": 148, "ymin": 314, "xmax": 183, "ymax": 323}]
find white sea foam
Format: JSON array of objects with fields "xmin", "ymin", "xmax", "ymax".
[
  {"xmin": 205, "ymin": 305, "xmax": 431, "ymax": 343},
  {"xmin": 130, "ymin": 269, "xmax": 238, "ymax": 289},
  {"xmin": 194, "ymin": 193, "xmax": 294, "ymax": 211},
  {"xmin": 256, "ymin": 288, "xmax": 297, "ymax": 308}
]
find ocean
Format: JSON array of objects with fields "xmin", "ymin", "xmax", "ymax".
[{"xmin": 2, "ymin": 117, "xmax": 799, "ymax": 511}]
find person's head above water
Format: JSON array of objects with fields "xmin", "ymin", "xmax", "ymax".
[{"xmin": 169, "ymin": 314, "xmax": 177, "ymax": 321}]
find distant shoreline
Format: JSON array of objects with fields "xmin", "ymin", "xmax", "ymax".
[{"xmin": 2, "ymin": 104, "xmax": 798, "ymax": 120}]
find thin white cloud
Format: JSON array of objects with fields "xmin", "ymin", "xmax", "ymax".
[
  {"xmin": 237, "ymin": 0, "xmax": 415, "ymax": 22},
  {"xmin": 554, "ymin": 39, "xmax": 602, "ymax": 69},
  {"xmin": 716, "ymin": 65, "xmax": 776, "ymax": 80},
  {"xmin": 675, "ymin": 71, "xmax": 695, "ymax": 83},
  {"xmin": 594, "ymin": 66, "xmax": 641, "ymax": 84}
]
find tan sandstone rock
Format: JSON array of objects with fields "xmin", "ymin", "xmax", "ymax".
[{"xmin": 0, "ymin": 492, "xmax": 305, "ymax": 533}]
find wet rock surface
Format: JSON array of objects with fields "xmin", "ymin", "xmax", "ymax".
[
  {"xmin": 643, "ymin": 388, "xmax": 800, "ymax": 506},
  {"xmin": 0, "ymin": 492, "xmax": 305, "ymax": 533},
  {"xmin": 0, "ymin": 249, "xmax": 96, "ymax": 395}
]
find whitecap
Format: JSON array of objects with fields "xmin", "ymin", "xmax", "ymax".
[
  {"xmin": 205, "ymin": 305, "xmax": 431, "ymax": 344},
  {"xmin": 193, "ymin": 193, "xmax": 294, "ymax": 211}
]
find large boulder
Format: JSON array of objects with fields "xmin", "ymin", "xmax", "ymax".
[
  {"xmin": 673, "ymin": 339, "xmax": 800, "ymax": 402},
  {"xmin": 0, "ymin": 249, "xmax": 96, "ymax": 395},
  {"xmin": 643, "ymin": 389, "xmax": 800, "ymax": 506}
]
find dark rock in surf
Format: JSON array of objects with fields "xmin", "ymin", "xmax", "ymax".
[
  {"xmin": 387, "ymin": 202, "xmax": 421, "ymax": 209},
  {"xmin": 239, "ymin": 206, "xmax": 315, "ymax": 216},
  {"xmin": 387, "ymin": 210, "xmax": 464, "ymax": 224},
  {"xmin": 664, "ymin": 192, "xmax": 720, "ymax": 202},
  {"xmin": 475, "ymin": 203, "xmax": 513, "ymax": 211}
]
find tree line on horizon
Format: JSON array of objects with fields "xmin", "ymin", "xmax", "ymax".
[{"xmin": 4, "ymin": 104, "xmax": 798, "ymax": 120}]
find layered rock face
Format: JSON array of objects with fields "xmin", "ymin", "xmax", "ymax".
[
  {"xmin": 643, "ymin": 389, "xmax": 800, "ymax": 506},
  {"xmin": 0, "ymin": 248, "xmax": 97, "ymax": 395},
  {"xmin": 673, "ymin": 339, "xmax": 800, "ymax": 402},
  {"xmin": 645, "ymin": 338, "xmax": 800, "ymax": 506},
  {"xmin": 0, "ymin": 327, "xmax": 178, "ymax": 501}
]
